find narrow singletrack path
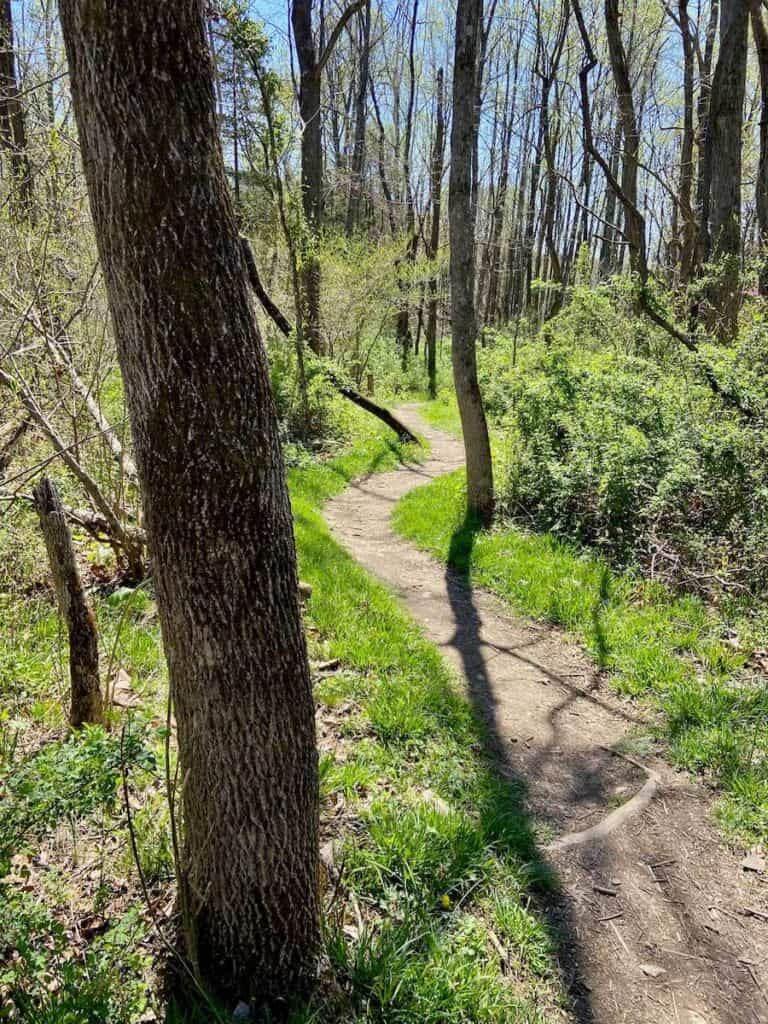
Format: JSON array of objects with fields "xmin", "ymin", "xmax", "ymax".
[{"xmin": 325, "ymin": 406, "xmax": 768, "ymax": 1024}]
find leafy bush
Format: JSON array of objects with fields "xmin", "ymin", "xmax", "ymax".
[
  {"xmin": 0, "ymin": 889, "xmax": 151, "ymax": 1023},
  {"xmin": 480, "ymin": 305, "xmax": 768, "ymax": 595},
  {"xmin": 0, "ymin": 724, "xmax": 155, "ymax": 871}
]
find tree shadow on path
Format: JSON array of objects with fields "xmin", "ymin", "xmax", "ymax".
[{"xmin": 445, "ymin": 514, "xmax": 596, "ymax": 1024}]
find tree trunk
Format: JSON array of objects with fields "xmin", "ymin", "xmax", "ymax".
[
  {"xmin": 450, "ymin": 0, "xmax": 493, "ymax": 524},
  {"xmin": 34, "ymin": 476, "xmax": 102, "ymax": 729},
  {"xmin": 604, "ymin": 0, "xmax": 646, "ymax": 276},
  {"xmin": 426, "ymin": 67, "xmax": 445, "ymax": 399},
  {"xmin": 598, "ymin": 123, "xmax": 622, "ymax": 277},
  {"xmin": 292, "ymin": 0, "xmax": 325, "ymax": 354},
  {"xmin": 677, "ymin": 0, "xmax": 697, "ymax": 284},
  {"xmin": 751, "ymin": 0, "xmax": 768, "ymax": 294},
  {"xmin": 345, "ymin": 0, "xmax": 371, "ymax": 235},
  {"xmin": 0, "ymin": 0, "xmax": 34, "ymax": 221},
  {"xmin": 395, "ymin": 0, "xmax": 420, "ymax": 368},
  {"xmin": 706, "ymin": 0, "xmax": 748, "ymax": 335},
  {"xmin": 59, "ymin": 0, "xmax": 319, "ymax": 1006}
]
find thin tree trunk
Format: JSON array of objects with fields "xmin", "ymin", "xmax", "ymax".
[
  {"xmin": 59, "ymin": 0, "xmax": 319, "ymax": 1005},
  {"xmin": 0, "ymin": 0, "xmax": 33, "ymax": 221},
  {"xmin": 395, "ymin": 0, "xmax": 420, "ymax": 367},
  {"xmin": 706, "ymin": 0, "xmax": 748, "ymax": 335},
  {"xmin": 426, "ymin": 66, "xmax": 445, "ymax": 399},
  {"xmin": 751, "ymin": 0, "xmax": 768, "ymax": 294},
  {"xmin": 292, "ymin": 0, "xmax": 325, "ymax": 354},
  {"xmin": 450, "ymin": 0, "xmax": 493, "ymax": 524},
  {"xmin": 346, "ymin": 0, "xmax": 371, "ymax": 234},
  {"xmin": 695, "ymin": 0, "xmax": 720, "ymax": 268},
  {"xmin": 34, "ymin": 476, "xmax": 103, "ymax": 729},
  {"xmin": 675, "ymin": 0, "xmax": 697, "ymax": 284}
]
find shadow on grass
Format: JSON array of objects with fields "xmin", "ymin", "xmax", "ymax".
[{"xmin": 445, "ymin": 513, "xmax": 596, "ymax": 1023}]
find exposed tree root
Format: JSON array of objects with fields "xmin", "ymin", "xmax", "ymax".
[{"xmin": 546, "ymin": 747, "xmax": 661, "ymax": 852}]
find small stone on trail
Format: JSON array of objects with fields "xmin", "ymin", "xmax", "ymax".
[
  {"xmin": 741, "ymin": 851, "xmax": 766, "ymax": 873},
  {"xmin": 639, "ymin": 963, "xmax": 666, "ymax": 978}
]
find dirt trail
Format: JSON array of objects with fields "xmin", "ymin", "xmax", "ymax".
[{"xmin": 325, "ymin": 406, "xmax": 768, "ymax": 1024}]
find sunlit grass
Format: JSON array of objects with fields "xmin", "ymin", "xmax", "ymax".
[{"xmin": 392, "ymin": 445, "xmax": 768, "ymax": 846}]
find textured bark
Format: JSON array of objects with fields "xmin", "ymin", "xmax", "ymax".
[
  {"xmin": 34, "ymin": 476, "xmax": 102, "ymax": 729},
  {"xmin": 450, "ymin": 0, "xmax": 493, "ymax": 524},
  {"xmin": 708, "ymin": 0, "xmax": 747, "ymax": 259},
  {"xmin": 291, "ymin": 0, "xmax": 324, "ymax": 354},
  {"xmin": 58, "ymin": 0, "xmax": 319, "ymax": 1005},
  {"xmin": 0, "ymin": 0, "xmax": 33, "ymax": 220}
]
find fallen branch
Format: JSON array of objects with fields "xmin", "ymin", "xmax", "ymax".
[{"xmin": 240, "ymin": 236, "xmax": 420, "ymax": 446}]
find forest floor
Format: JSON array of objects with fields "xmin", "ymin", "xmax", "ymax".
[{"xmin": 325, "ymin": 406, "xmax": 768, "ymax": 1024}]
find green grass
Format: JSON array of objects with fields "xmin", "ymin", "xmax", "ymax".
[
  {"xmin": 0, "ymin": 414, "xmax": 567, "ymax": 1023},
  {"xmin": 416, "ymin": 394, "xmax": 463, "ymax": 437},
  {"xmin": 289, "ymin": 423, "xmax": 566, "ymax": 1022},
  {"xmin": 392, "ymin": 416, "xmax": 768, "ymax": 846}
]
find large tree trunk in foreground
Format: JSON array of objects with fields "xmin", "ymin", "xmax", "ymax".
[
  {"xmin": 450, "ymin": 0, "xmax": 494, "ymax": 524},
  {"xmin": 59, "ymin": 0, "xmax": 319, "ymax": 1005},
  {"xmin": 34, "ymin": 476, "xmax": 103, "ymax": 729}
]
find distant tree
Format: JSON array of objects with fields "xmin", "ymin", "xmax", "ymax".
[
  {"xmin": 750, "ymin": 0, "xmax": 768, "ymax": 294},
  {"xmin": 706, "ymin": 0, "xmax": 748, "ymax": 335},
  {"xmin": 450, "ymin": 0, "xmax": 493, "ymax": 524},
  {"xmin": 425, "ymin": 65, "xmax": 445, "ymax": 399},
  {"xmin": 0, "ymin": 0, "xmax": 33, "ymax": 220},
  {"xmin": 58, "ymin": 0, "xmax": 319, "ymax": 1006},
  {"xmin": 291, "ymin": 0, "xmax": 365, "ymax": 354}
]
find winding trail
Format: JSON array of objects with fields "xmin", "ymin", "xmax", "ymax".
[{"xmin": 325, "ymin": 406, "xmax": 768, "ymax": 1024}]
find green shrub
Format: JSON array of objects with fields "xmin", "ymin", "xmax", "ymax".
[{"xmin": 477, "ymin": 318, "xmax": 768, "ymax": 594}]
